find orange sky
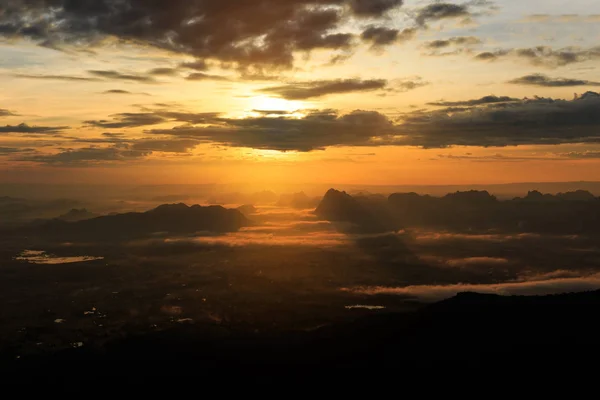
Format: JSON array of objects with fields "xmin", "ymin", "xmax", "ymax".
[{"xmin": 1, "ymin": 0, "xmax": 600, "ymax": 185}]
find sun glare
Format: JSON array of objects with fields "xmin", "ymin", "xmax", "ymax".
[{"xmin": 249, "ymin": 96, "xmax": 306, "ymax": 113}]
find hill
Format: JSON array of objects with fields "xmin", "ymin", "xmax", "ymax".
[{"xmin": 19, "ymin": 203, "xmax": 250, "ymax": 242}]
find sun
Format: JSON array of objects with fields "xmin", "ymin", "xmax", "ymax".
[{"xmin": 248, "ymin": 96, "xmax": 306, "ymax": 113}]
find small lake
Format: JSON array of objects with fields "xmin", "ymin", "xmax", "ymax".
[{"xmin": 14, "ymin": 250, "xmax": 104, "ymax": 265}]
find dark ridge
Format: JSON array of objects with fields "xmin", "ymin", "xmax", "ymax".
[
  {"xmin": 388, "ymin": 189, "xmax": 600, "ymax": 234},
  {"xmin": 56, "ymin": 208, "xmax": 99, "ymax": 222},
  {"xmin": 315, "ymin": 188, "xmax": 400, "ymax": 233},
  {"xmin": 14, "ymin": 203, "xmax": 250, "ymax": 242},
  {"xmin": 4, "ymin": 290, "xmax": 600, "ymax": 372}
]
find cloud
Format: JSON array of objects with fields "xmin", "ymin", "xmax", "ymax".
[
  {"xmin": 19, "ymin": 146, "xmax": 150, "ymax": 166},
  {"xmin": 415, "ymin": 3, "xmax": 471, "ymax": 26},
  {"xmin": 423, "ymin": 36, "xmax": 481, "ymax": 49},
  {"xmin": 252, "ymin": 110, "xmax": 295, "ymax": 115},
  {"xmin": 0, "ymin": 122, "xmax": 67, "ymax": 134},
  {"xmin": 147, "ymin": 68, "xmax": 179, "ymax": 77},
  {"xmin": 85, "ymin": 113, "xmax": 167, "ymax": 129},
  {"xmin": 361, "ymin": 27, "xmax": 417, "ymax": 48},
  {"xmin": 474, "ymin": 51, "xmax": 503, "ymax": 61},
  {"xmin": 398, "ymin": 91, "xmax": 600, "ymax": 148},
  {"xmin": 154, "ymin": 112, "xmax": 221, "ymax": 124},
  {"xmin": 185, "ymin": 72, "xmax": 230, "ymax": 81},
  {"xmin": 148, "ymin": 91, "xmax": 600, "ymax": 150},
  {"xmin": 131, "ymin": 139, "xmax": 201, "ymax": 153},
  {"xmin": 0, "ymin": 0, "xmax": 411, "ymax": 69},
  {"xmin": 103, "ymin": 90, "xmax": 133, "ymax": 95},
  {"xmin": 508, "ymin": 74, "xmax": 600, "ymax": 87},
  {"xmin": 475, "ymin": 46, "xmax": 600, "ymax": 67},
  {"xmin": 102, "ymin": 132, "xmax": 125, "ymax": 138},
  {"xmin": 85, "ymin": 110, "xmax": 222, "ymax": 129},
  {"xmin": 394, "ymin": 77, "xmax": 429, "ymax": 92},
  {"xmin": 13, "ymin": 74, "xmax": 101, "ymax": 82},
  {"xmin": 343, "ymin": 273, "xmax": 600, "ymax": 302},
  {"xmin": 88, "ymin": 70, "xmax": 157, "ymax": 83},
  {"xmin": 428, "ymin": 95, "xmax": 520, "ymax": 107},
  {"xmin": 179, "ymin": 60, "xmax": 209, "ymax": 71},
  {"xmin": 259, "ymin": 79, "xmax": 388, "ymax": 100},
  {"xmin": 0, "ymin": 109, "xmax": 16, "ymax": 117},
  {"xmin": 555, "ymin": 151, "xmax": 600, "ymax": 159},
  {"xmin": 519, "ymin": 14, "xmax": 600, "ymax": 23},
  {"xmin": 101, "ymin": 89, "xmax": 151, "ymax": 96},
  {"xmin": 0, "ymin": 146, "xmax": 34, "ymax": 155},
  {"xmin": 239, "ymin": 72, "xmax": 282, "ymax": 81},
  {"xmin": 148, "ymin": 109, "xmax": 395, "ymax": 151},
  {"xmin": 349, "ymin": 0, "xmax": 403, "ymax": 17}
]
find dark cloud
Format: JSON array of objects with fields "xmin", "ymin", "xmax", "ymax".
[
  {"xmin": 13, "ymin": 74, "xmax": 101, "ymax": 82},
  {"xmin": 103, "ymin": 89, "xmax": 133, "ymax": 95},
  {"xmin": 155, "ymin": 112, "xmax": 221, "ymax": 124},
  {"xmin": 19, "ymin": 146, "xmax": 150, "ymax": 166},
  {"xmin": 70, "ymin": 132, "xmax": 202, "ymax": 154},
  {"xmin": 88, "ymin": 70, "xmax": 157, "ymax": 83},
  {"xmin": 102, "ymin": 89, "xmax": 151, "ymax": 95},
  {"xmin": 428, "ymin": 95, "xmax": 520, "ymax": 107},
  {"xmin": 252, "ymin": 110, "xmax": 294, "ymax": 115},
  {"xmin": 0, "ymin": 109, "xmax": 16, "ymax": 117},
  {"xmin": 0, "ymin": 147, "xmax": 33, "ymax": 155},
  {"xmin": 398, "ymin": 91, "xmax": 600, "ymax": 148},
  {"xmin": 0, "ymin": 0, "xmax": 408, "ymax": 69},
  {"xmin": 259, "ymin": 79, "xmax": 388, "ymax": 100},
  {"xmin": 424, "ymin": 36, "xmax": 481, "ymax": 49},
  {"xmin": 475, "ymin": 46, "xmax": 600, "ymax": 67},
  {"xmin": 85, "ymin": 113, "xmax": 167, "ymax": 129},
  {"xmin": 395, "ymin": 77, "xmax": 429, "ymax": 92},
  {"xmin": 0, "ymin": 123, "xmax": 67, "ymax": 134},
  {"xmin": 147, "ymin": 68, "xmax": 179, "ymax": 77},
  {"xmin": 185, "ymin": 72, "xmax": 230, "ymax": 82},
  {"xmin": 558, "ymin": 151, "xmax": 600, "ymax": 159},
  {"xmin": 509, "ymin": 74, "xmax": 600, "ymax": 87},
  {"xmin": 131, "ymin": 139, "xmax": 200, "ymax": 153},
  {"xmin": 179, "ymin": 60, "xmax": 209, "ymax": 71},
  {"xmin": 148, "ymin": 109, "xmax": 395, "ymax": 151},
  {"xmin": 474, "ymin": 51, "xmax": 502, "ymax": 61},
  {"xmin": 239, "ymin": 72, "xmax": 282, "ymax": 81},
  {"xmin": 85, "ymin": 110, "xmax": 221, "ymax": 129},
  {"xmin": 361, "ymin": 27, "xmax": 416, "ymax": 48},
  {"xmin": 146, "ymin": 92, "xmax": 600, "ymax": 151},
  {"xmin": 349, "ymin": 0, "xmax": 403, "ymax": 17},
  {"xmin": 415, "ymin": 3, "xmax": 471, "ymax": 26}
]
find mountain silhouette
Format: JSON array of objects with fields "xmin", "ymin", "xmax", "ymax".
[
  {"xmin": 57, "ymin": 208, "xmax": 99, "ymax": 222},
  {"xmin": 22, "ymin": 203, "xmax": 250, "ymax": 242},
  {"xmin": 388, "ymin": 189, "xmax": 600, "ymax": 234},
  {"xmin": 315, "ymin": 189, "xmax": 399, "ymax": 233}
]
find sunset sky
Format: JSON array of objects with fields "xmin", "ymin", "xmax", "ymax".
[{"xmin": 1, "ymin": 0, "xmax": 600, "ymax": 186}]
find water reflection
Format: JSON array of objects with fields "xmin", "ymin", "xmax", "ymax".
[{"xmin": 15, "ymin": 250, "xmax": 104, "ymax": 265}]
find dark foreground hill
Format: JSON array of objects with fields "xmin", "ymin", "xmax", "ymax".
[
  {"xmin": 5, "ymin": 289, "xmax": 600, "ymax": 374},
  {"xmin": 11, "ymin": 203, "xmax": 250, "ymax": 242}
]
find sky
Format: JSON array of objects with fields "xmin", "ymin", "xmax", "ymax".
[{"xmin": 1, "ymin": 0, "xmax": 600, "ymax": 186}]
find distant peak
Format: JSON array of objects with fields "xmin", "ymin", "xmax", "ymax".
[
  {"xmin": 575, "ymin": 91, "xmax": 600, "ymax": 100},
  {"xmin": 152, "ymin": 203, "xmax": 190, "ymax": 212},
  {"xmin": 324, "ymin": 188, "xmax": 348, "ymax": 196}
]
